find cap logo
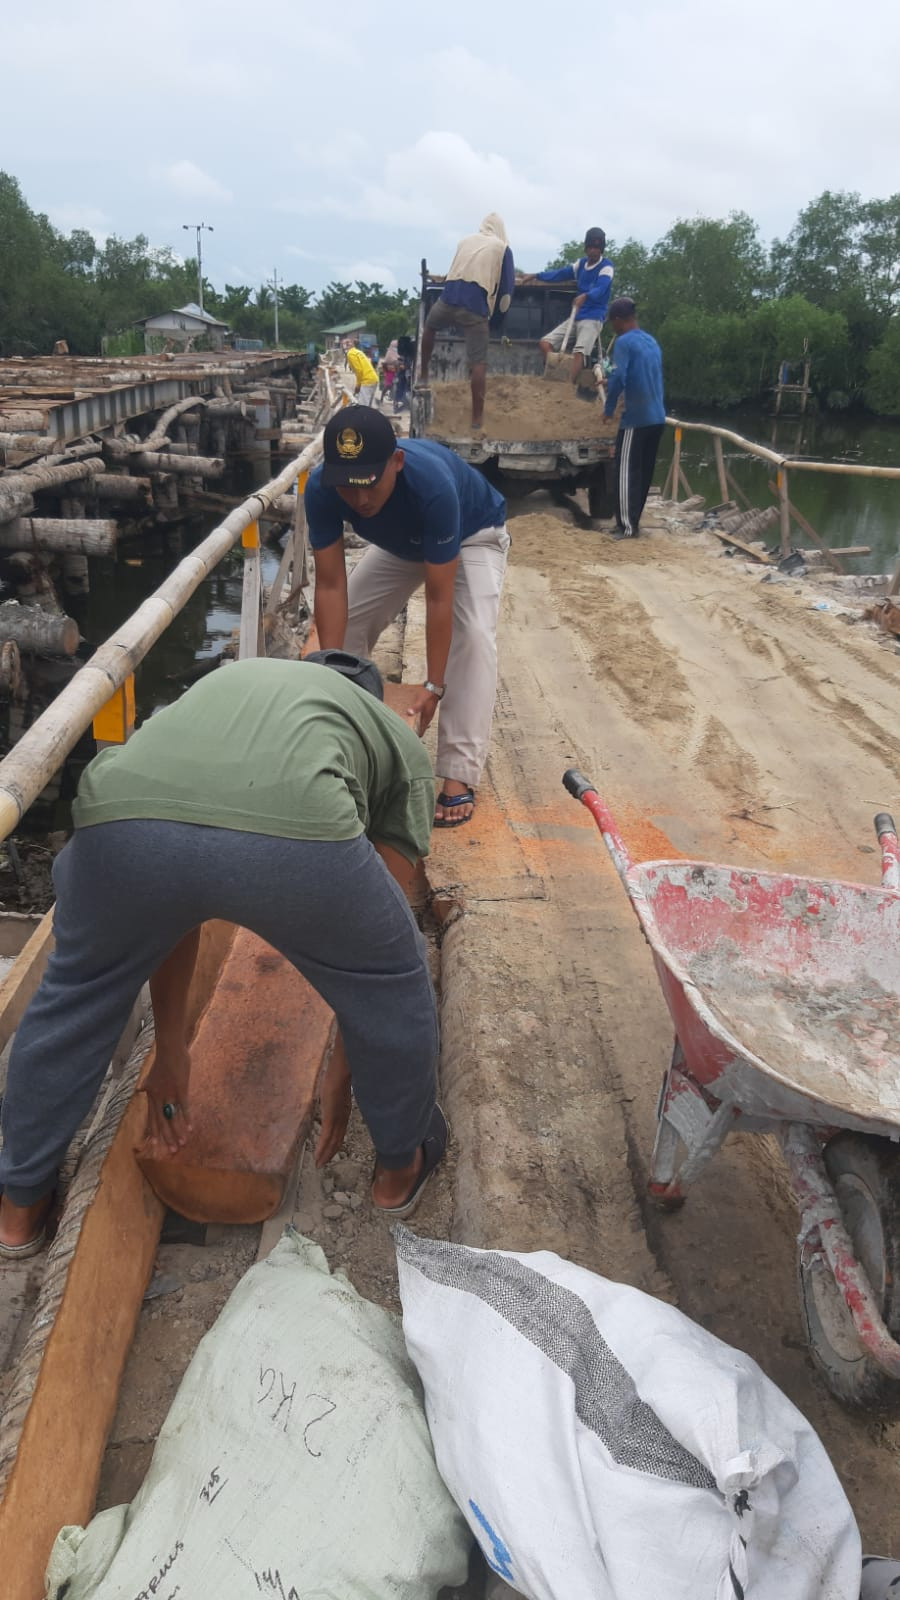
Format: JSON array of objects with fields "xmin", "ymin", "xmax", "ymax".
[{"xmin": 336, "ymin": 427, "xmax": 364, "ymax": 460}]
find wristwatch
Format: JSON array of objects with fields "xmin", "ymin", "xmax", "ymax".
[{"xmin": 424, "ymin": 680, "xmax": 446, "ymax": 700}]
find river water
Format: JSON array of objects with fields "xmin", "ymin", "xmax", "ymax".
[{"xmin": 656, "ymin": 408, "xmax": 900, "ymax": 574}]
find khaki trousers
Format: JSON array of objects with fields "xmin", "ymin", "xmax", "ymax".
[{"xmin": 344, "ymin": 523, "xmax": 510, "ymax": 788}]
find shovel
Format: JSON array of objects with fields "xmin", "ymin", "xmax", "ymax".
[{"xmin": 543, "ymin": 303, "xmax": 577, "ymax": 382}]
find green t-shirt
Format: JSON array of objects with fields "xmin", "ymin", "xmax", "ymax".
[{"xmin": 73, "ymin": 659, "xmax": 435, "ymax": 863}]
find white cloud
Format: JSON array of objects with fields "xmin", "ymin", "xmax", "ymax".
[
  {"xmin": 46, "ymin": 202, "xmax": 110, "ymax": 242},
  {"xmin": 339, "ymin": 260, "xmax": 399, "ymax": 289},
  {"xmin": 159, "ymin": 160, "xmax": 232, "ymax": 204}
]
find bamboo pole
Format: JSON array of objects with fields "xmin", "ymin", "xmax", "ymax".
[
  {"xmin": 671, "ymin": 427, "xmax": 682, "ymax": 503},
  {"xmin": 667, "ymin": 414, "xmax": 900, "ymax": 481},
  {"xmin": 1, "ymin": 518, "xmax": 116, "ymax": 555},
  {"xmin": 0, "ymin": 435, "xmax": 328, "ymax": 841},
  {"xmin": 713, "ymin": 436, "xmax": 729, "ymax": 502},
  {"xmin": 777, "ymin": 468, "xmax": 791, "ymax": 556}
]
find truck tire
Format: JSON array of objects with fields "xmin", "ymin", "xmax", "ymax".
[
  {"xmin": 797, "ymin": 1132, "xmax": 900, "ymax": 1412},
  {"xmin": 587, "ymin": 469, "xmax": 615, "ymax": 521}
]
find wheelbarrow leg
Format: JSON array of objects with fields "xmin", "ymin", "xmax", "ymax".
[{"xmin": 649, "ymin": 1041, "xmax": 735, "ymax": 1209}]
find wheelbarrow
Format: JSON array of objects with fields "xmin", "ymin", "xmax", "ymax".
[{"xmin": 563, "ymin": 768, "xmax": 900, "ymax": 1410}]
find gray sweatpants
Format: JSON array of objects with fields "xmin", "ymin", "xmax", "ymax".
[
  {"xmin": 344, "ymin": 523, "xmax": 510, "ymax": 789},
  {"xmin": 0, "ymin": 820, "xmax": 438, "ymax": 1206}
]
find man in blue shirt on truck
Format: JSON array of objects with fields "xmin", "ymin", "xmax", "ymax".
[
  {"xmin": 602, "ymin": 297, "xmax": 666, "ymax": 540},
  {"xmin": 528, "ymin": 227, "xmax": 614, "ymax": 386},
  {"xmin": 306, "ymin": 405, "xmax": 509, "ymax": 828}
]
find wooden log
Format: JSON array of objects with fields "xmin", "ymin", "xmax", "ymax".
[
  {"xmin": 0, "ymin": 435, "xmax": 55, "ymax": 455},
  {"xmin": 92, "ymin": 474, "xmax": 152, "ymax": 502},
  {"xmin": 0, "ymin": 486, "xmax": 35, "ymax": 523},
  {"xmin": 0, "ymin": 601, "xmax": 79, "ymax": 655},
  {"xmin": 0, "ymin": 411, "xmax": 46, "ymax": 433},
  {"xmin": 718, "ymin": 505, "xmax": 778, "ymax": 539},
  {"xmin": 1, "ymin": 518, "xmax": 116, "ymax": 555},
  {"xmin": 141, "ymin": 396, "xmax": 204, "ymax": 452},
  {"xmin": 132, "ymin": 450, "xmax": 224, "ymax": 476},
  {"xmin": 24, "ymin": 442, "xmax": 102, "ymax": 472},
  {"xmin": 138, "ymin": 928, "xmax": 332, "ymax": 1223},
  {"xmin": 0, "ymin": 640, "xmax": 22, "ymax": 696}
]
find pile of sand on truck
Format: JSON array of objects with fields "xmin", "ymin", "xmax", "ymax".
[{"xmin": 426, "ymin": 375, "xmax": 621, "ymax": 442}]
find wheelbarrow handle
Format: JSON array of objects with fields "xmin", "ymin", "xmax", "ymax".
[
  {"xmin": 562, "ymin": 767, "xmax": 597, "ymax": 801},
  {"xmin": 561, "ymin": 769, "xmax": 635, "ymax": 882},
  {"xmin": 874, "ymin": 813, "xmax": 900, "ymax": 891}
]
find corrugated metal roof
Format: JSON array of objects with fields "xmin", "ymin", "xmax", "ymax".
[{"xmin": 134, "ymin": 304, "xmax": 229, "ymax": 328}]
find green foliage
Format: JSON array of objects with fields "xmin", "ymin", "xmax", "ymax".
[
  {"xmin": 865, "ymin": 319, "xmax": 900, "ymax": 414},
  {"xmin": 544, "ymin": 239, "xmax": 583, "ymax": 270}
]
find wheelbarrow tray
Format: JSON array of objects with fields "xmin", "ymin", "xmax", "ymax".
[{"xmin": 626, "ymin": 858, "xmax": 900, "ymax": 1137}]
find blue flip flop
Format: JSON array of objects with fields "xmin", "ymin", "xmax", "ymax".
[{"xmin": 434, "ymin": 789, "xmax": 475, "ymax": 828}]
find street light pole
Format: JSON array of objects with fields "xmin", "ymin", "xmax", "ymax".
[
  {"xmin": 267, "ymin": 267, "xmax": 281, "ymax": 347},
  {"xmin": 182, "ymin": 222, "xmax": 214, "ymax": 312}
]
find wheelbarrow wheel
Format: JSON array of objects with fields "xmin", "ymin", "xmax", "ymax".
[{"xmin": 797, "ymin": 1133, "xmax": 900, "ymax": 1412}]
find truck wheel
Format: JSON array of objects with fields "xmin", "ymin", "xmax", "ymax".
[{"xmin": 797, "ymin": 1133, "xmax": 900, "ymax": 1412}]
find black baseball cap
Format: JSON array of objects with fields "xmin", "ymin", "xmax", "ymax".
[
  {"xmin": 321, "ymin": 405, "xmax": 399, "ymax": 487},
  {"xmin": 304, "ymin": 648, "xmax": 384, "ymax": 700}
]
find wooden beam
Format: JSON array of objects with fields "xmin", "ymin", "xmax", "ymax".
[
  {"xmin": 713, "ymin": 436, "xmax": 729, "ymax": 503},
  {"xmin": 0, "ymin": 908, "xmax": 53, "ymax": 1059},
  {"xmin": 707, "ymin": 528, "xmax": 774, "ymax": 564}
]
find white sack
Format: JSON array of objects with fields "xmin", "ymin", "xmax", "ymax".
[
  {"xmin": 46, "ymin": 1230, "xmax": 471, "ymax": 1600},
  {"xmin": 396, "ymin": 1229, "xmax": 861, "ymax": 1600}
]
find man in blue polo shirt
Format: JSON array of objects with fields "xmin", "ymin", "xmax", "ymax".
[{"xmin": 306, "ymin": 406, "xmax": 509, "ymax": 827}]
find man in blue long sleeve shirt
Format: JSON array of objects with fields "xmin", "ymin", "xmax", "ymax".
[
  {"xmin": 529, "ymin": 227, "xmax": 614, "ymax": 386},
  {"xmin": 603, "ymin": 297, "xmax": 665, "ymax": 540}
]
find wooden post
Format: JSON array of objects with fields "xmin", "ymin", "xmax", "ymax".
[
  {"xmin": 295, "ymin": 468, "xmax": 310, "ymax": 591},
  {"xmin": 239, "ymin": 521, "xmax": 263, "ymax": 659},
  {"xmin": 671, "ymin": 427, "xmax": 682, "ymax": 504},
  {"xmin": 777, "ymin": 467, "xmax": 791, "ymax": 557},
  {"xmin": 724, "ymin": 467, "xmax": 753, "ymax": 510},
  {"xmin": 92, "ymin": 674, "xmax": 135, "ymax": 747},
  {"xmin": 713, "ymin": 436, "xmax": 728, "ymax": 503}
]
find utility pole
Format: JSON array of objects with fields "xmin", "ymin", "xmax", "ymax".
[
  {"xmin": 182, "ymin": 222, "xmax": 214, "ymax": 312},
  {"xmin": 267, "ymin": 267, "xmax": 281, "ymax": 347}
]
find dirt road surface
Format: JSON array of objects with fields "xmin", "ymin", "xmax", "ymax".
[
  {"xmin": 96, "ymin": 494, "xmax": 899, "ymax": 1571},
  {"xmin": 427, "ymin": 500, "xmax": 900, "ymax": 1555}
]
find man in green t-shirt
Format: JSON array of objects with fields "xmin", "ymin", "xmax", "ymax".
[{"xmin": 0, "ymin": 652, "xmax": 447, "ymax": 1260}]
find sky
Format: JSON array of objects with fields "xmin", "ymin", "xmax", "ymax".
[{"xmin": 4, "ymin": 0, "xmax": 900, "ymax": 300}]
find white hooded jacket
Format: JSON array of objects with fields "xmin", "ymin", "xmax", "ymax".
[{"xmin": 445, "ymin": 214, "xmax": 511, "ymax": 316}]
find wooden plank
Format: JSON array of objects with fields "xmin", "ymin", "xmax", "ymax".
[
  {"xmin": 0, "ymin": 908, "xmax": 54, "ymax": 1056},
  {"xmin": 0, "ymin": 919, "xmax": 234, "ymax": 1600},
  {"xmin": 138, "ymin": 929, "xmax": 333, "ymax": 1223},
  {"xmin": 707, "ymin": 527, "xmax": 774, "ymax": 564},
  {"xmin": 239, "ymin": 547, "xmax": 262, "ymax": 659}
]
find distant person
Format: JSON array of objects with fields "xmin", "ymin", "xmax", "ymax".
[
  {"xmin": 307, "ymin": 405, "xmax": 509, "ymax": 828},
  {"xmin": 527, "ymin": 228, "xmax": 614, "ymax": 385},
  {"xmin": 0, "ymin": 653, "xmax": 449, "ymax": 1261},
  {"xmin": 420, "ymin": 214, "xmax": 515, "ymax": 431},
  {"xmin": 394, "ymin": 335, "xmax": 415, "ymax": 413},
  {"xmin": 345, "ymin": 342, "xmax": 379, "ymax": 406},
  {"xmin": 602, "ymin": 297, "xmax": 666, "ymax": 540}
]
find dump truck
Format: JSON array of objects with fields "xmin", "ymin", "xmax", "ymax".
[{"xmin": 409, "ymin": 263, "xmax": 618, "ymax": 518}]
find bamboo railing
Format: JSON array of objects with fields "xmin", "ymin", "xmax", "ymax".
[
  {"xmin": 0, "ymin": 426, "xmax": 332, "ymax": 844},
  {"xmin": 665, "ymin": 415, "xmax": 900, "ymax": 559}
]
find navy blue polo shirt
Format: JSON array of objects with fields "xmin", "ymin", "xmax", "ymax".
[{"xmin": 305, "ymin": 438, "xmax": 506, "ymax": 565}]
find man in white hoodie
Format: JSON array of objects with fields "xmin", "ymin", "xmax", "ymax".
[{"xmin": 420, "ymin": 214, "xmax": 515, "ymax": 429}]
